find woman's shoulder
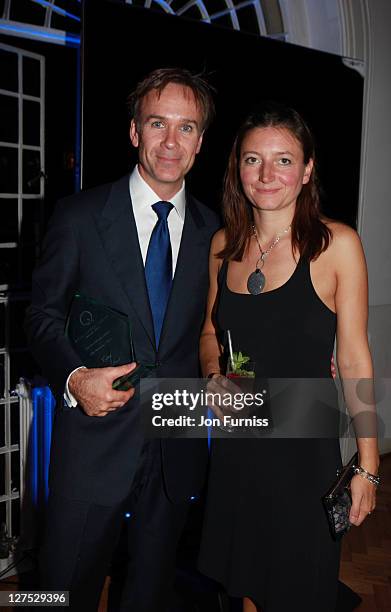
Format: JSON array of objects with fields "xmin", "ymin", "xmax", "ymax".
[
  {"xmin": 322, "ymin": 218, "xmax": 361, "ymax": 246},
  {"xmin": 210, "ymin": 228, "xmax": 227, "ymax": 253},
  {"xmin": 208, "ymin": 229, "xmax": 227, "ymax": 279},
  {"xmin": 321, "ymin": 219, "xmax": 365, "ymax": 263}
]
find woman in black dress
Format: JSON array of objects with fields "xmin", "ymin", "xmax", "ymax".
[{"xmin": 198, "ymin": 103, "xmax": 379, "ymax": 611}]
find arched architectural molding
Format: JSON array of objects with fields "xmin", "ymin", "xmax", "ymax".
[
  {"xmin": 338, "ymin": 0, "xmax": 369, "ymax": 62},
  {"xmin": 279, "ymin": 0, "xmax": 342, "ymax": 55},
  {"xmin": 0, "ymin": 0, "xmax": 279, "ymax": 44},
  {"xmin": 1, "ymin": 0, "xmax": 371, "ymax": 62}
]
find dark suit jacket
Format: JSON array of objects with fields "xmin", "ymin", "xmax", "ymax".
[{"xmin": 25, "ymin": 174, "xmax": 220, "ymax": 506}]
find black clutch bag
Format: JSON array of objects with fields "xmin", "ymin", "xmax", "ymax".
[{"xmin": 323, "ymin": 452, "xmax": 358, "ymax": 540}]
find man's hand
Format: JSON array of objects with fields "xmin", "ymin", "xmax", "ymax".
[{"xmin": 68, "ymin": 363, "xmax": 137, "ymax": 417}]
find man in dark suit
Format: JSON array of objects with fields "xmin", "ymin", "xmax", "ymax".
[{"xmin": 25, "ymin": 67, "xmax": 219, "ymax": 611}]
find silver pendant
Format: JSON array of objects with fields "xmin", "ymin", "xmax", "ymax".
[{"xmin": 247, "ymin": 269, "xmax": 265, "ymax": 295}]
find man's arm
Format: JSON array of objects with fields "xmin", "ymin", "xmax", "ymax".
[
  {"xmin": 25, "ymin": 200, "xmax": 85, "ymax": 397},
  {"xmin": 25, "ymin": 199, "xmax": 136, "ymax": 414}
]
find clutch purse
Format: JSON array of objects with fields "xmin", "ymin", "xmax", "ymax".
[{"xmin": 323, "ymin": 452, "xmax": 358, "ymax": 540}]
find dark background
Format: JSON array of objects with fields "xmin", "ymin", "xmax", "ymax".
[
  {"xmin": 0, "ymin": 33, "xmax": 77, "ymax": 393},
  {"xmin": 0, "ymin": 0, "xmax": 365, "ymax": 402},
  {"xmin": 0, "ymin": 0, "xmax": 365, "ymax": 590},
  {"xmin": 0, "ymin": 0, "xmax": 364, "ymax": 398},
  {"xmin": 82, "ymin": 0, "xmax": 364, "ymax": 227},
  {"xmin": 0, "ymin": 35, "xmax": 77, "ymax": 281},
  {"xmin": 81, "ymin": 5, "xmax": 364, "ymax": 600}
]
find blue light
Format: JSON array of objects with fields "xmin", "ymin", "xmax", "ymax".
[
  {"xmin": 190, "ymin": 495, "xmax": 197, "ymax": 501},
  {"xmin": 31, "ymin": 390, "xmax": 39, "ymax": 505},
  {"xmin": 31, "ymin": 386, "xmax": 56, "ymax": 504},
  {"xmin": 207, "ymin": 407, "xmax": 213, "ymax": 450},
  {"xmin": 153, "ymin": 0, "xmax": 175, "ymax": 14},
  {"xmin": 74, "ymin": 45, "xmax": 81, "ymax": 192},
  {"xmin": 125, "ymin": 512, "xmax": 132, "ymax": 519},
  {"xmin": 31, "ymin": 0, "xmax": 81, "ymax": 22},
  {"xmin": 42, "ymin": 388, "xmax": 55, "ymax": 501},
  {"xmin": 0, "ymin": 24, "xmax": 80, "ymax": 46}
]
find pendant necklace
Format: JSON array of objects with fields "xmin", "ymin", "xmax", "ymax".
[{"xmin": 247, "ymin": 224, "xmax": 291, "ymax": 295}]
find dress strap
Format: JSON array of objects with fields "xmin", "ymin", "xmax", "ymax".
[
  {"xmin": 294, "ymin": 257, "xmax": 311, "ymax": 286},
  {"xmin": 217, "ymin": 259, "xmax": 229, "ymax": 288}
]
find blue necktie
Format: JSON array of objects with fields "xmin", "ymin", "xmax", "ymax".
[{"xmin": 145, "ymin": 201, "xmax": 174, "ymax": 346}]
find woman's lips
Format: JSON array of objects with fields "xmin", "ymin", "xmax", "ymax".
[{"xmin": 254, "ymin": 187, "xmax": 281, "ymax": 194}]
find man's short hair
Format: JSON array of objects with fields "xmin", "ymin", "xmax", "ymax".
[{"xmin": 127, "ymin": 67, "xmax": 215, "ymax": 132}]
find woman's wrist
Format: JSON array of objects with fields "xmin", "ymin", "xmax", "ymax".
[
  {"xmin": 358, "ymin": 462, "xmax": 380, "ymax": 477},
  {"xmin": 357, "ymin": 440, "xmax": 379, "ymax": 473},
  {"xmin": 358, "ymin": 454, "xmax": 379, "ymax": 475},
  {"xmin": 354, "ymin": 465, "xmax": 380, "ymax": 487},
  {"xmin": 205, "ymin": 371, "xmax": 221, "ymax": 379}
]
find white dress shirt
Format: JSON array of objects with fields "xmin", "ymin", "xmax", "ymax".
[
  {"xmin": 64, "ymin": 165, "xmax": 187, "ymax": 407},
  {"xmin": 130, "ymin": 164, "xmax": 186, "ymax": 272}
]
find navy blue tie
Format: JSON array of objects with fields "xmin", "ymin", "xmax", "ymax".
[{"xmin": 145, "ymin": 201, "xmax": 174, "ymax": 346}]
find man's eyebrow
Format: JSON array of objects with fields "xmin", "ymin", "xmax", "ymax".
[{"xmin": 144, "ymin": 114, "xmax": 199, "ymax": 126}]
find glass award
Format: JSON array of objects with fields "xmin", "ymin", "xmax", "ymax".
[{"xmin": 65, "ymin": 293, "xmax": 136, "ymax": 369}]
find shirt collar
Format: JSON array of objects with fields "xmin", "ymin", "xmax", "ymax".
[{"xmin": 129, "ymin": 165, "xmax": 186, "ymax": 220}]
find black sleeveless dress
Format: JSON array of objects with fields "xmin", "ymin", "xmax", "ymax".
[{"xmin": 198, "ymin": 259, "xmax": 342, "ymax": 611}]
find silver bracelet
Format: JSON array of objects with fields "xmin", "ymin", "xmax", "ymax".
[{"xmin": 353, "ymin": 466, "xmax": 380, "ymax": 487}]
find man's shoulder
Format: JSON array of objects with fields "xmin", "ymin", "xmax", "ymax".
[
  {"xmin": 187, "ymin": 193, "xmax": 220, "ymax": 229},
  {"xmin": 56, "ymin": 180, "xmax": 114, "ymax": 215},
  {"xmin": 55, "ymin": 175, "xmax": 129, "ymax": 220}
]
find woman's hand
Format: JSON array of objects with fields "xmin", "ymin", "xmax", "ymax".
[
  {"xmin": 349, "ymin": 474, "xmax": 377, "ymax": 526},
  {"xmin": 206, "ymin": 374, "xmax": 243, "ymax": 423}
]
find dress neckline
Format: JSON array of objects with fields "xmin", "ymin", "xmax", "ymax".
[{"xmin": 225, "ymin": 258, "xmax": 302, "ymax": 296}]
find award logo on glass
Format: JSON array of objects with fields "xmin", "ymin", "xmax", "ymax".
[{"xmin": 65, "ymin": 293, "xmax": 154, "ymax": 391}]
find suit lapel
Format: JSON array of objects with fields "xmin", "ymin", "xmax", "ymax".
[
  {"xmin": 158, "ymin": 194, "xmax": 208, "ymax": 350},
  {"xmin": 95, "ymin": 175, "xmax": 155, "ymax": 350}
]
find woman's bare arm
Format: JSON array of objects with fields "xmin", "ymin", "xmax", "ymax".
[
  {"xmin": 200, "ymin": 229, "xmax": 226, "ymax": 378},
  {"xmin": 332, "ymin": 224, "xmax": 379, "ymax": 525}
]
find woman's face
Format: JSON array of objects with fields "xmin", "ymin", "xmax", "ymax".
[{"xmin": 239, "ymin": 126, "xmax": 313, "ymax": 213}]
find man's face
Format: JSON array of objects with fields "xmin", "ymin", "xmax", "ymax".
[{"xmin": 130, "ymin": 83, "xmax": 204, "ymax": 199}]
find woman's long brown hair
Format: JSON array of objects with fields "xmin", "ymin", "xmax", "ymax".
[{"xmin": 218, "ymin": 103, "xmax": 331, "ymax": 262}]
